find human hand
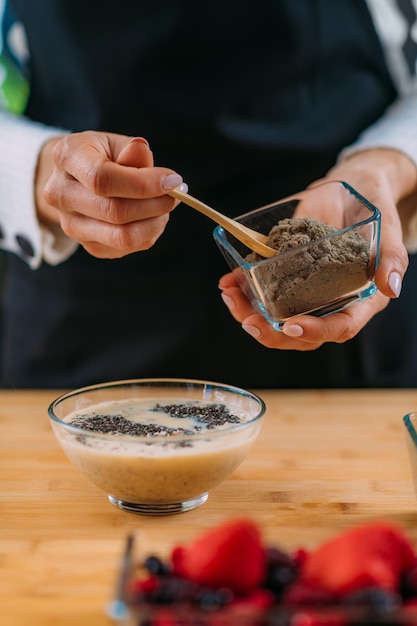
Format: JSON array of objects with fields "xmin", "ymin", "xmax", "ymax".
[
  {"xmin": 36, "ymin": 131, "xmax": 185, "ymax": 258},
  {"xmin": 218, "ymin": 148, "xmax": 417, "ymax": 350}
]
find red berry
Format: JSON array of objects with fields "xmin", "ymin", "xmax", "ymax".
[
  {"xmin": 171, "ymin": 518, "xmax": 266, "ymax": 595},
  {"xmin": 136, "ymin": 574, "xmax": 159, "ymax": 593},
  {"xmin": 293, "ymin": 547, "xmax": 310, "ymax": 568},
  {"xmin": 171, "ymin": 546, "xmax": 186, "ymax": 573},
  {"xmin": 233, "ymin": 588, "xmax": 275, "ymax": 609},
  {"xmin": 300, "ymin": 522, "xmax": 417, "ymax": 597},
  {"xmin": 282, "ymin": 581, "xmax": 335, "ymax": 606},
  {"xmin": 291, "ymin": 610, "xmax": 347, "ymax": 626}
]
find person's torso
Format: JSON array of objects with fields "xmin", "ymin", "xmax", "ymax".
[{"xmin": 4, "ymin": 0, "xmax": 415, "ymax": 390}]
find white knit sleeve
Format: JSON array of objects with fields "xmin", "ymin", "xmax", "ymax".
[
  {"xmin": 339, "ymin": 89, "xmax": 417, "ymax": 168},
  {"xmin": 342, "ymin": 0, "xmax": 417, "ymax": 252},
  {"xmin": 338, "ymin": 91, "xmax": 417, "ymax": 253},
  {"xmin": 0, "ymin": 108, "xmax": 78, "ymax": 269}
]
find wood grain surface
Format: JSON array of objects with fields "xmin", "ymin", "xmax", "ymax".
[{"xmin": 2, "ymin": 388, "xmax": 417, "ymax": 625}]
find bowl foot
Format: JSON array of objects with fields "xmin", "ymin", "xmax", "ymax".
[{"xmin": 107, "ymin": 492, "xmax": 209, "ymax": 515}]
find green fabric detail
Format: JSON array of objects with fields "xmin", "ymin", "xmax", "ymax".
[{"xmin": 0, "ymin": 53, "xmax": 29, "ymax": 114}]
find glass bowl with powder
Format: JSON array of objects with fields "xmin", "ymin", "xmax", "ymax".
[
  {"xmin": 213, "ymin": 181, "xmax": 381, "ymax": 330},
  {"xmin": 48, "ymin": 378, "xmax": 265, "ymax": 515}
]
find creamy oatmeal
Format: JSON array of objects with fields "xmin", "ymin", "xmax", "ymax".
[{"xmin": 52, "ymin": 398, "xmax": 260, "ymax": 504}]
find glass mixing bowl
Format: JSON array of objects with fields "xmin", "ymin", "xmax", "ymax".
[{"xmin": 48, "ymin": 378, "xmax": 265, "ymax": 515}]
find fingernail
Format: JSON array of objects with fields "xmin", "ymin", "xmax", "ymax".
[
  {"xmin": 221, "ymin": 293, "xmax": 236, "ymax": 310},
  {"xmin": 129, "ymin": 136, "xmax": 149, "ymax": 147},
  {"xmin": 283, "ymin": 324, "xmax": 304, "ymax": 338},
  {"xmin": 242, "ymin": 324, "xmax": 261, "ymax": 339},
  {"xmin": 162, "ymin": 174, "xmax": 184, "ymax": 190},
  {"xmin": 388, "ymin": 271, "xmax": 402, "ymax": 298}
]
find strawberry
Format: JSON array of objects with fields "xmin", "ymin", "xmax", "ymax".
[
  {"xmin": 171, "ymin": 518, "xmax": 266, "ymax": 595},
  {"xmin": 282, "ymin": 580, "xmax": 336, "ymax": 606},
  {"xmin": 299, "ymin": 522, "xmax": 417, "ymax": 597}
]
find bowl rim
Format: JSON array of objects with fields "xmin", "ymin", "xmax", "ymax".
[
  {"xmin": 213, "ymin": 180, "xmax": 381, "ymax": 269},
  {"xmin": 404, "ymin": 413, "xmax": 417, "ymax": 447},
  {"xmin": 47, "ymin": 377, "xmax": 266, "ymax": 443}
]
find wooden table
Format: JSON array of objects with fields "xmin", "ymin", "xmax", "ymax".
[{"xmin": 2, "ymin": 388, "xmax": 417, "ymax": 625}]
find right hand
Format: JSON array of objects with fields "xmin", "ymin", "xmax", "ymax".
[
  {"xmin": 219, "ymin": 148, "xmax": 416, "ymax": 350},
  {"xmin": 36, "ymin": 131, "xmax": 185, "ymax": 258}
]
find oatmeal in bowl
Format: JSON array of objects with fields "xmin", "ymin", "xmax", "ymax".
[{"xmin": 48, "ymin": 378, "xmax": 265, "ymax": 515}]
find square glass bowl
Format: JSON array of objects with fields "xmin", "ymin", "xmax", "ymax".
[
  {"xmin": 403, "ymin": 413, "xmax": 417, "ymax": 500},
  {"xmin": 213, "ymin": 181, "xmax": 381, "ymax": 330},
  {"xmin": 48, "ymin": 378, "xmax": 265, "ymax": 515}
]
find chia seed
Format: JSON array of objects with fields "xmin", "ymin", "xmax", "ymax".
[
  {"xmin": 69, "ymin": 413, "xmax": 191, "ymax": 437},
  {"xmin": 152, "ymin": 403, "xmax": 242, "ymax": 429},
  {"xmin": 68, "ymin": 403, "xmax": 242, "ymax": 437}
]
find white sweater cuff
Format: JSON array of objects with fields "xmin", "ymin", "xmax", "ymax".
[
  {"xmin": 0, "ymin": 109, "xmax": 77, "ymax": 269},
  {"xmin": 339, "ymin": 92, "xmax": 417, "ymax": 168}
]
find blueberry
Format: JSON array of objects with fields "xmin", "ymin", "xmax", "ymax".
[
  {"xmin": 264, "ymin": 547, "xmax": 298, "ymax": 594},
  {"xmin": 144, "ymin": 555, "xmax": 170, "ymax": 576},
  {"xmin": 401, "ymin": 566, "xmax": 417, "ymax": 599},
  {"xmin": 197, "ymin": 587, "xmax": 233, "ymax": 611},
  {"xmin": 342, "ymin": 586, "xmax": 401, "ymax": 613}
]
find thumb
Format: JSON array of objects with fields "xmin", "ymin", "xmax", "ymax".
[
  {"xmin": 116, "ymin": 136, "xmax": 154, "ymax": 168},
  {"xmin": 374, "ymin": 197, "xmax": 409, "ymax": 299}
]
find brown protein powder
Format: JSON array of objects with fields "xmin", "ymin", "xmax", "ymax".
[{"xmin": 245, "ymin": 217, "xmax": 371, "ymax": 318}]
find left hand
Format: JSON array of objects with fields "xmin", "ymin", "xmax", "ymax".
[{"xmin": 218, "ymin": 148, "xmax": 417, "ymax": 350}]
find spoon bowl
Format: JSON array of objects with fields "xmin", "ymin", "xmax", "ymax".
[{"xmin": 167, "ymin": 188, "xmax": 277, "ymax": 258}]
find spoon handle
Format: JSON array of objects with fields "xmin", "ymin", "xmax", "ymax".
[{"xmin": 167, "ymin": 188, "xmax": 276, "ymax": 258}]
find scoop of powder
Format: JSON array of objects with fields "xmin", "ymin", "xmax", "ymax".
[{"xmin": 245, "ymin": 217, "xmax": 371, "ymax": 318}]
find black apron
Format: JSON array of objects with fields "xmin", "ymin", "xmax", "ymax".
[{"xmin": 3, "ymin": 0, "xmax": 416, "ymax": 389}]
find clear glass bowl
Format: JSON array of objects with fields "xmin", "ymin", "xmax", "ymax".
[
  {"xmin": 48, "ymin": 378, "xmax": 265, "ymax": 515},
  {"xmin": 214, "ymin": 181, "xmax": 381, "ymax": 330},
  {"xmin": 106, "ymin": 532, "xmax": 417, "ymax": 625},
  {"xmin": 113, "ymin": 604, "xmax": 417, "ymax": 625}
]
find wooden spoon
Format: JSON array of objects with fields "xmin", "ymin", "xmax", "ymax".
[{"xmin": 167, "ymin": 187, "xmax": 277, "ymax": 258}]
